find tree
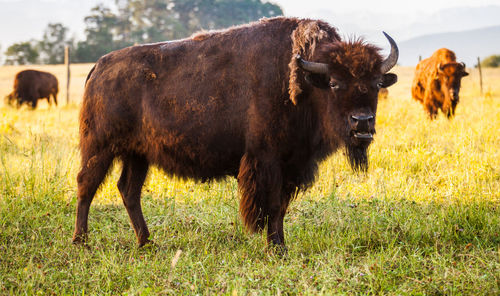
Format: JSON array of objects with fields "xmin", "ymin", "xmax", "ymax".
[
  {"xmin": 39, "ymin": 23, "xmax": 72, "ymax": 64},
  {"xmin": 481, "ymin": 55, "xmax": 500, "ymax": 68},
  {"xmin": 74, "ymin": 0, "xmax": 283, "ymax": 62},
  {"xmin": 74, "ymin": 4, "xmax": 133, "ymax": 63},
  {"xmin": 116, "ymin": 0, "xmax": 189, "ymax": 44},
  {"xmin": 4, "ymin": 41, "xmax": 39, "ymax": 65},
  {"xmin": 173, "ymin": 0, "xmax": 282, "ymax": 31},
  {"xmin": 116, "ymin": 0, "xmax": 283, "ymax": 44}
]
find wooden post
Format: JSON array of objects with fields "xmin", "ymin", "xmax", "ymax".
[
  {"xmin": 477, "ymin": 57, "xmax": 483, "ymax": 96},
  {"xmin": 418, "ymin": 55, "xmax": 422, "ymax": 62},
  {"xmin": 64, "ymin": 45, "xmax": 70, "ymax": 104}
]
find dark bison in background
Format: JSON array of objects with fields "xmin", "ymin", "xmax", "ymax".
[
  {"xmin": 5, "ymin": 69, "xmax": 58, "ymax": 108},
  {"xmin": 412, "ymin": 48, "xmax": 468, "ymax": 119},
  {"xmin": 73, "ymin": 17, "xmax": 398, "ymax": 250}
]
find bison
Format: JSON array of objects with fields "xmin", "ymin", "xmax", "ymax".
[
  {"xmin": 73, "ymin": 17, "xmax": 398, "ymax": 250},
  {"xmin": 6, "ymin": 70, "xmax": 58, "ymax": 108},
  {"xmin": 378, "ymin": 88, "xmax": 389, "ymax": 99},
  {"xmin": 412, "ymin": 48, "xmax": 468, "ymax": 119}
]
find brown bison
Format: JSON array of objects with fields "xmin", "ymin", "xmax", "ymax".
[
  {"xmin": 73, "ymin": 17, "xmax": 398, "ymax": 250},
  {"xmin": 412, "ymin": 48, "xmax": 468, "ymax": 119},
  {"xmin": 6, "ymin": 70, "xmax": 58, "ymax": 108},
  {"xmin": 378, "ymin": 88, "xmax": 389, "ymax": 99}
]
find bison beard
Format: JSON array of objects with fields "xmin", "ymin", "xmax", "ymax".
[
  {"xmin": 346, "ymin": 143, "xmax": 369, "ymax": 172},
  {"xmin": 73, "ymin": 17, "xmax": 398, "ymax": 251}
]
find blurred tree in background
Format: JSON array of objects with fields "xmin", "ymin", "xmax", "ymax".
[
  {"xmin": 4, "ymin": 41, "xmax": 39, "ymax": 65},
  {"xmin": 480, "ymin": 54, "xmax": 500, "ymax": 68},
  {"xmin": 172, "ymin": 0, "xmax": 282, "ymax": 34},
  {"xmin": 2, "ymin": 0, "xmax": 282, "ymax": 64},
  {"xmin": 74, "ymin": 4, "xmax": 131, "ymax": 63},
  {"xmin": 4, "ymin": 23, "xmax": 72, "ymax": 65},
  {"xmin": 39, "ymin": 23, "xmax": 73, "ymax": 64}
]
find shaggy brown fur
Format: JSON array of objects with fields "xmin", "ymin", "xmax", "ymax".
[
  {"xmin": 6, "ymin": 70, "xmax": 58, "ymax": 108},
  {"xmin": 412, "ymin": 48, "xmax": 468, "ymax": 119},
  {"xmin": 288, "ymin": 20, "xmax": 340, "ymax": 104},
  {"xmin": 74, "ymin": 17, "xmax": 398, "ymax": 249}
]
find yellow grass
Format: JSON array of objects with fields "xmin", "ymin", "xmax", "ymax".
[
  {"xmin": 0, "ymin": 64, "xmax": 499, "ymax": 206},
  {"xmin": 1, "ymin": 63, "xmax": 499, "ymax": 295}
]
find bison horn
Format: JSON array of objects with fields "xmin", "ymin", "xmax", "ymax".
[
  {"xmin": 296, "ymin": 55, "xmax": 329, "ymax": 75},
  {"xmin": 460, "ymin": 62, "xmax": 466, "ymax": 69},
  {"xmin": 380, "ymin": 32, "xmax": 399, "ymax": 73}
]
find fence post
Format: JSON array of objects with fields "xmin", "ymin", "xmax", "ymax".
[
  {"xmin": 418, "ymin": 55, "xmax": 422, "ymax": 62},
  {"xmin": 477, "ymin": 57, "xmax": 483, "ymax": 96},
  {"xmin": 65, "ymin": 45, "xmax": 70, "ymax": 104}
]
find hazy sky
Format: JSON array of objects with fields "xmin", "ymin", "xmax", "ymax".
[
  {"xmin": 274, "ymin": 0, "xmax": 500, "ymax": 15},
  {"xmin": 0, "ymin": 0, "xmax": 499, "ymax": 50}
]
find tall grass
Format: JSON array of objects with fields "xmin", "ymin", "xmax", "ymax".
[{"xmin": 0, "ymin": 65, "xmax": 499, "ymax": 294}]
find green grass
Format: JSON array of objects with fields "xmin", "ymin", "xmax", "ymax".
[{"xmin": 0, "ymin": 66, "xmax": 499, "ymax": 294}]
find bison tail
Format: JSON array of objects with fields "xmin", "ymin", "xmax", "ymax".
[
  {"xmin": 85, "ymin": 65, "xmax": 96, "ymax": 85},
  {"xmin": 237, "ymin": 153, "xmax": 282, "ymax": 233}
]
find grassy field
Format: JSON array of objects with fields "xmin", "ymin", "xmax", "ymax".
[{"xmin": 0, "ymin": 63, "xmax": 499, "ymax": 295}]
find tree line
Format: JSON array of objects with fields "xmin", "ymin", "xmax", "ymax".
[{"xmin": 3, "ymin": 0, "xmax": 282, "ymax": 65}]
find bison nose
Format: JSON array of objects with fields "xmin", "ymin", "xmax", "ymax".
[
  {"xmin": 351, "ymin": 114, "xmax": 374, "ymax": 129},
  {"xmin": 349, "ymin": 113, "xmax": 375, "ymax": 141},
  {"xmin": 351, "ymin": 114, "xmax": 374, "ymax": 122}
]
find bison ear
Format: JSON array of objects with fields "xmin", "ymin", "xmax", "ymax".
[
  {"xmin": 461, "ymin": 71, "xmax": 469, "ymax": 77},
  {"xmin": 304, "ymin": 73, "xmax": 329, "ymax": 89},
  {"xmin": 381, "ymin": 73, "xmax": 397, "ymax": 88}
]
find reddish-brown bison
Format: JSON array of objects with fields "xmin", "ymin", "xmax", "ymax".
[
  {"xmin": 6, "ymin": 69, "xmax": 59, "ymax": 108},
  {"xmin": 73, "ymin": 17, "xmax": 398, "ymax": 250},
  {"xmin": 378, "ymin": 88, "xmax": 389, "ymax": 99},
  {"xmin": 412, "ymin": 48, "xmax": 468, "ymax": 119}
]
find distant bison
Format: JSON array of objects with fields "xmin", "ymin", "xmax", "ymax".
[
  {"xmin": 6, "ymin": 70, "xmax": 58, "ymax": 108},
  {"xmin": 378, "ymin": 87, "xmax": 389, "ymax": 99},
  {"xmin": 73, "ymin": 17, "xmax": 398, "ymax": 250},
  {"xmin": 412, "ymin": 48, "xmax": 468, "ymax": 119}
]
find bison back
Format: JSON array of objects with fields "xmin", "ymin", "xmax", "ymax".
[{"xmin": 80, "ymin": 18, "xmax": 311, "ymax": 181}]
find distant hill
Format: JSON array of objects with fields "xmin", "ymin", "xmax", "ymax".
[{"xmin": 398, "ymin": 26, "xmax": 500, "ymax": 66}]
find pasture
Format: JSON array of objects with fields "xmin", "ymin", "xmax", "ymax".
[{"xmin": 0, "ymin": 63, "xmax": 499, "ymax": 295}]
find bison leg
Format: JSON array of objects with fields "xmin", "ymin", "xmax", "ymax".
[
  {"xmin": 442, "ymin": 100, "xmax": 452, "ymax": 118},
  {"xmin": 30, "ymin": 98, "xmax": 38, "ymax": 109},
  {"xmin": 73, "ymin": 149, "xmax": 114, "ymax": 244},
  {"xmin": 238, "ymin": 154, "xmax": 286, "ymax": 249},
  {"xmin": 267, "ymin": 190, "xmax": 293, "ymax": 255},
  {"xmin": 451, "ymin": 101, "xmax": 458, "ymax": 117},
  {"xmin": 267, "ymin": 201, "xmax": 285, "ymax": 248},
  {"xmin": 52, "ymin": 93, "xmax": 58, "ymax": 106},
  {"xmin": 423, "ymin": 99, "xmax": 438, "ymax": 120},
  {"xmin": 117, "ymin": 154, "xmax": 150, "ymax": 246}
]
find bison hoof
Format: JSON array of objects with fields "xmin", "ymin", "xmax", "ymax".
[
  {"xmin": 72, "ymin": 235, "xmax": 91, "ymax": 250},
  {"xmin": 268, "ymin": 243, "xmax": 288, "ymax": 257},
  {"xmin": 72, "ymin": 234, "xmax": 88, "ymax": 245},
  {"xmin": 138, "ymin": 239, "xmax": 154, "ymax": 248}
]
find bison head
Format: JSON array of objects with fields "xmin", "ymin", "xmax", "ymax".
[
  {"xmin": 295, "ymin": 32, "xmax": 398, "ymax": 171},
  {"xmin": 436, "ymin": 62, "xmax": 469, "ymax": 117},
  {"xmin": 4, "ymin": 92, "xmax": 18, "ymax": 107}
]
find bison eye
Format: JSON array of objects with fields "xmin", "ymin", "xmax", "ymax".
[
  {"xmin": 329, "ymin": 81, "xmax": 340, "ymax": 90},
  {"xmin": 376, "ymin": 82, "xmax": 383, "ymax": 89}
]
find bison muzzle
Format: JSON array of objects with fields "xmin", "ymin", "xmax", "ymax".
[{"xmin": 73, "ymin": 17, "xmax": 398, "ymax": 251}]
